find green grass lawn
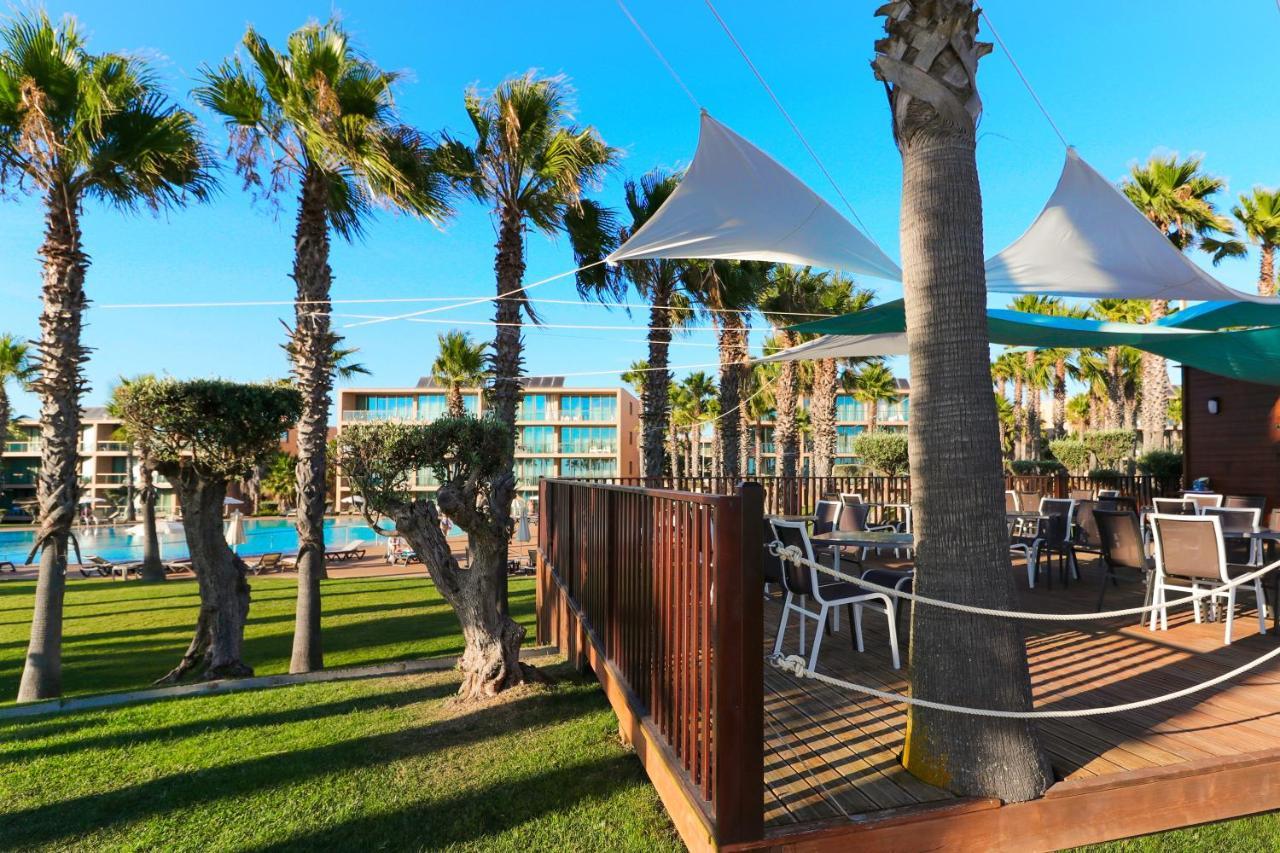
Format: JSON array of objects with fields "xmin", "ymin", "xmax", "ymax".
[
  {"xmin": 0, "ymin": 574, "xmax": 536, "ymax": 701},
  {"xmin": 0, "ymin": 663, "xmax": 680, "ymax": 851}
]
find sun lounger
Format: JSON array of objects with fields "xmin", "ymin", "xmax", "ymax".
[
  {"xmin": 111, "ymin": 562, "xmax": 141, "ymax": 581},
  {"xmin": 251, "ymin": 552, "xmax": 285, "ymax": 575},
  {"xmin": 390, "ymin": 549, "xmax": 420, "ymax": 566},
  {"xmin": 0, "ymin": 561, "xmax": 15, "ymax": 573},
  {"xmin": 325, "ymin": 541, "xmax": 367, "ymax": 562},
  {"xmin": 79, "ymin": 556, "xmax": 115, "ymax": 578}
]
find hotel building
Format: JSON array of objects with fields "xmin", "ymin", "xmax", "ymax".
[{"xmin": 334, "ymin": 377, "xmax": 640, "ymax": 504}]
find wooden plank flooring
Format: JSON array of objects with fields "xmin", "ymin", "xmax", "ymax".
[{"xmin": 762, "ymin": 552, "xmax": 1280, "ymax": 829}]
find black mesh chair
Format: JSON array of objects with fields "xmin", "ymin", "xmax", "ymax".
[
  {"xmin": 1152, "ymin": 498, "xmax": 1198, "ymax": 516},
  {"xmin": 813, "ymin": 499, "xmax": 841, "ymax": 536},
  {"xmin": 1202, "ymin": 506, "xmax": 1262, "ymax": 566},
  {"xmin": 1039, "ymin": 498, "xmax": 1079, "ymax": 586},
  {"xmin": 1094, "ymin": 509, "xmax": 1153, "ymax": 614}
]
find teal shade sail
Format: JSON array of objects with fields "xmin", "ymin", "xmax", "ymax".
[
  {"xmin": 1159, "ymin": 301, "xmax": 1280, "ymax": 331},
  {"xmin": 790, "ymin": 300, "xmax": 1280, "ymax": 386}
]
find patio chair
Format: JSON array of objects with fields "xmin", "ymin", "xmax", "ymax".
[
  {"xmin": 838, "ymin": 492, "xmax": 864, "ymax": 508},
  {"xmin": 1005, "ymin": 490, "xmax": 1020, "ymax": 512},
  {"xmin": 1037, "ymin": 498, "xmax": 1079, "ymax": 587},
  {"xmin": 1009, "ymin": 514, "xmax": 1044, "ymax": 589},
  {"xmin": 78, "ymin": 555, "xmax": 114, "ymax": 578},
  {"xmin": 251, "ymin": 552, "xmax": 285, "ymax": 575},
  {"xmin": 813, "ymin": 499, "xmax": 841, "ymax": 536},
  {"xmin": 1202, "ymin": 506, "xmax": 1262, "ymax": 566},
  {"xmin": 762, "ymin": 523, "xmax": 787, "ymax": 598},
  {"xmin": 1153, "ymin": 498, "xmax": 1198, "ymax": 516},
  {"xmin": 769, "ymin": 519, "xmax": 900, "ymax": 671},
  {"xmin": 1096, "ymin": 489, "xmax": 1120, "ymax": 499},
  {"xmin": 1069, "ymin": 489, "xmax": 1094, "ymax": 501},
  {"xmin": 1148, "ymin": 513, "xmax": 1269, "ymax": 644},
  {"xmin": 1094, "ymin": 509, "xmax": 1153, "ymax": 614},
  {"xmin": 1070, "ymin": 499, "xmax": 1106, "ymax": 568},
  {"xmin": 833, "ymin": 502, "xmax": 897, "ymax": 563},
  {"xmin": 1016, "ymin": 491, "xmax": 1043, "ymax": 515},
  {"xmin": 1224, "ymin": 495, "xmax": 1267, "ymax": 511},
  {"xmin": 1182, "ymin": 492, "xmax": 1225, "ymax": 511}
]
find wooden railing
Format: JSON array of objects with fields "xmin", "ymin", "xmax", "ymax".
[
  {"xmin": 536, "ymin": 478, "xmax": 764, "ymax": 850},
  {"xmin": 568, "ymin": 473, "xmax": 1182, "ymax": 515}
]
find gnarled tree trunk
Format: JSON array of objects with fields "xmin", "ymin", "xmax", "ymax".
[
  {"xmin": 137, "ymin": 457, "xmax": 166, "ymax": 582},
  {"xmin": 490, "ymin": 202, "xmax": 525, "ymax": 615},
  {"xmin": 811, "ymin": 358, "xmax": 838, "ymax": 480},
  {"xmin": 18, "ymin": 184, "xmax": 86, "ymax": 703},
  {"xmin": 289, "ymin": 165, "xmax": 333, "ymax": 674},
  {"xmin": 157, "ymin": 468, "xmax": 252, "ymax": 683},
  {"xmin": 875, "ymin": 0, "xmax": 1050, "ymax": 802}
]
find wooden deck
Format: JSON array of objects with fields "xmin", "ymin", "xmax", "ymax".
[{"xmin": 758, "ymin": 553, "xmax": 1280, "ymax": 850}]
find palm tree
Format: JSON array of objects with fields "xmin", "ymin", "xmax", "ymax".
[
  {"xmin": 759, "ymin": 266, "xmax": 825, "ymax": 480},
  {"xmin": 994, "ymin": 393, "xmax": 1015, "ymax": 459},
  {"xmin": 1232, "ymin": 188, "xmax": 1280, "ymax": 296},
  {"xmin": 873, "ymin": 1, "xmax": 1050, "ymax": 799},
  {"xmin": 1089, "ymin": 299, "xmax": 1143, "ymax": 431},
  {"xmin": 687, "ymin": 260, "xmax": 769, "ymax": 479},
  {"xmin": 620, "ymin": 360, "xmax": 649, "ymax": 476},
  {"xmin": 0, "ymin": 12, "xmax": 215, "ymax": 701},
  {"xmin": 0, "ymin": 335, "xmax": 36, "ymax": 492},
  {"xmin": 1121, "ymin": 155, "xmax": 1241, "ymax": 451},
  {"xmin": 431, "ymin": 331, "xmax": 487, "ymax": 417},
  {"xmin": 810, "ymin": 278, "xmax": 874, "ymax": 480},
  {"xmin": 851, "ymin": 363, "xmax": 899, "ymax": 433},
  {"xmin": 666, "ymin": 381, "xmax": 690, "ymax": 480},
  {"xmin": 742, "ymin": 361, "xmax": 777, "ymax": 477},
  {"xmin": 434, "ymin": 74, "xmax": 617, "ymax": 621},
  {"xmin": 197, "ymin": 21, "xmax": 450, "ymax": 674},
  {"xmin": 1066, "ymin": 392, "xmax": 1091, "ymax": 435},
  {"xmin": 677, "ymin": 372, "xmax": 716, "ymax": 480},
  {"xmin": 615, "ymin": 170, "xmax": 689, "ymax": 478}
]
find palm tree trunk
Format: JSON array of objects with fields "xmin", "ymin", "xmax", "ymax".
[
  {"xmin": 1139, "ymin": 300, "xmax": 1168, "ymax": 451},
  {"xmin": 446, "ymin": 385, "xmax": 465, "ymax": 418},
  {"xmin": 138, "ymin": 457, "xmax": 166, "ymax": 582},
  {"xmin": 1012, "ymin": 377, "xmax": 1025, "ymax": 459},
  {"xmin": 124, "ymin": 447, "xmax": 137, "ymax": 523},
  {"xmin": 868, "ymin": 399, "xmax": 879, "ymax": 433},
  {"xmin": 1106, "ymin": 348, "xmax": 1124, "ymax": 430},
  {"xmin": 811, "ymin": 358, "xmax": 838, "ymax": 481},
  {"xmin": 18, "ymin": 183, "xmax": 87, "ymax": 703},
  {"xmin": 0, "ymin": 383, "xmax": 9, "ymax": 500},
  {"xmin": 644, "ymin": 291, "xmax": 673, "ymax": 479},
  {"xmin": 738, "ymin": 409, "xmax": 752, "ymax": 477},
  {"xmin": 717, "ymin": 315, "xmax": 746, "ymax": 479},
  {"xmin": 1259, "ymin": 243, "xmax": 1275, "ymax": 297},
  {"xmin": 774, "ymin": 329, "xmax": 800, "ymax": 480},
  {"xmin": 878, "ymin": 0, "xmax": 1049, "ymax": 800},
  {"xmin": 1053, "ymin": 360, "xmax": 1067, "ymax": 438},
  {"xmin": 288, "ymin": 165, "xmax": 332, "ymax": 674}
]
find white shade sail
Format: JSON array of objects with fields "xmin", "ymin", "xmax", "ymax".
[
  {"xmin": 606, "ymin": 112, "xmax": 902, "ymax": 281},
  {"xmin": 984, "ymin": 149, "xmax": 1270, "ymax": 303},
  {"xmin": 756, "ymin": 333, "xmax": 909, "ymax": 362}
]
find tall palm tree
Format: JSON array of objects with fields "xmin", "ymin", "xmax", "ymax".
[
  {"xmin": 1121, "ymin": 155, "xmax": 1241, "ymax": 450},
  {"xmin": 851, "ymin": 363, "xmax": 899, "ymax": 433},
  {"xmin": 0, "ymin": 12, "xmax": 215, "ymax": 701},
  {"xmin": 810, "ymin": 278, "xmax": 874, "ymax": 480},
  {"xmin": 1008, "ymin": 297, "xmax": 1060, "ymax": 457},
  {"xmin": 742, "ymin": 361, "xmax": 777, "ymax": 477},
  {"xmin": 666, "ymin": 381, "xmax": 690, "ymax": 479},
  {"xmin": 434, "ymin": 74, "xmax": 617, "ymax": 618},
  {"xmin": 873, "ymin": 1, "xmax": 1049, "ymax": 799},
  {"xmin": 431, "ymin": 331, "xmax": 487, "ymax": 417},
  {"xmin": 0, "ymin": 335, "xmax": 36, "ymax": 490},
  {"xmin": 197, "ymin": 21, "xmax": 451, "ymax": 674},
  {"xmin": 677, "ymin": 372, "xmax": 716, "ymax": 479},
  {"xmin": 1066, "ymin": 392, "xmax": 1091, "ymax": 435},
  {"xmin": 1232, "ymin": 188, "xmax": 1280, "ymax": 297},
  {"xmin": 615, "ymin": 170, "xmax": 689, "ymax": 478},
  {"xmin": 759, "ymin": 266, "xmax": 825, "ymax": 480},
  {"xmin": 688, "ymin": 260, "xmax": 769, "ymax": 479},
  {"xmin": 1089, "ymin": 299, "xmax": 1143, "ymax": 431}
]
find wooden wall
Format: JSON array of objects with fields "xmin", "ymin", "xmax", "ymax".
[{"xmin": 1182, "ymin": 366, "xmax": 1280, "ymax": 507}]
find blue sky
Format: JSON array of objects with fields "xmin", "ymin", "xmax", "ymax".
[{"xmin": 2, "ymin": 0, "xmax": 1278, "ymax": 417}]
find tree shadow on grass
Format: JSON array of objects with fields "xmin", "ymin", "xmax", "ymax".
[
  {"xmin": 249, "ymin": 754, "xmax": 651, "ymax": 852},
  {"xmin": 0, "ymin": 681, "xmax": 456, "ymax": 764},
  {"xmin": 0, "ymin": 683, "xmax": 602, "ymax": 850}
]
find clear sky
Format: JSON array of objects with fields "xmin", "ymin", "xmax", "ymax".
[{"xmin": 2, "ymin": 0, "xmax": 1277, "ymax": 418}]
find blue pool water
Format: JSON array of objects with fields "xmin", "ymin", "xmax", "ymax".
[{"xmin": 0, "ymin": 517, "xmax": 422, "ymax": 565}]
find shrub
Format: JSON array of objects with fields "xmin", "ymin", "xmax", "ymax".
[
  {"xmin": 1048, "ymin": 439, "xmax": 1091, "ymax": 475},
  {"xmin": 1137, "ymin": 449, "xmax": 1183, "ymax": 481},
  {"xmin": 851, "ymin": 432, "xmax": 909, "ymax": 476},
  {"xmin": 832, "ymin": 463, "xmax": 859, "ymax": 477},
  {"xmin": 1089, "ymin": 468, "xmax": 1124, "ymax": 485},
  {"xmin": 1009, "ymin": 459, "xmax": 1040, "ymax": 475},
  {"xmin": 1083, "ymin": 430, "xmax": 1137, "ymax": 470}
]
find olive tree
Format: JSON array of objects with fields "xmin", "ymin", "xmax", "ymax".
[
  {"xmin": 114, "ymin": 379, "xmax": 302, "ymax": 682},
  {"xmin": 336, "ymin": 418, "xmax": 536, "ymax": 700}
]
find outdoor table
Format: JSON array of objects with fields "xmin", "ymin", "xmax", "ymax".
[
  {"xmin": 1224, "ymin": 528, "xmax": 1280, "ymax": 631},
  {"xmin": 809, "ymin": 531, "xmax": 915, "ymax": 575},
  {"xmin": 767, "ymin": 513, "xmax": 813, "ymax": 523}
]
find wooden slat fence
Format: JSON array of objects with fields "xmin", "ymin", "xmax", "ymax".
[{"xmin": 536, "ymin": 478, "xmax": 764, "ymax": 850}]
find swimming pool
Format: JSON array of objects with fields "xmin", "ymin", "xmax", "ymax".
[{"xmin": 0, "ymin": 517, "xmax": 413, "ymax": 565}]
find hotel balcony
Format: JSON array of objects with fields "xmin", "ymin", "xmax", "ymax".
[{"xmin": 96, "ymin": 441, "xmax": 131, "ymax": 452}]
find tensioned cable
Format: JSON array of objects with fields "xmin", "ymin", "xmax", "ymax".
[
  {"xmin": 615, "ymin": 0, "xmax": 701, "ymax": 110},
  {"xmin": 701, "ymin": 0, "xmax": 884, "ymax": 251},
  {"xmin": 979, "ymin": 9, "xmax": 1071, "ymax": 149},
  {"xmin": 334, "ymin": 314, "xmax": 775, "ymax": 334},
  {"xmin": 340, "ymin": 260, "xmax": 608, "ymax": 329}
]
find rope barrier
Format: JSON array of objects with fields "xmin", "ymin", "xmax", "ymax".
[
  {"xmin": 768, "ymin": 541, "xmax": 1280, "ymax": 622},
  {"xmin": 768, "ymin": 644, "xmax": 1280, "ymax": 718}
]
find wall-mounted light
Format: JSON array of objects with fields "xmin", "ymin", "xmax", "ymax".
[{"xmin": 1207, "ymin": 397, "xmax": 1221, "ymax": 415}]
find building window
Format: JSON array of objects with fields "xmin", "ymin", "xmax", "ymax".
[
  {"xmin": 559, "ymin": 426, "xmax": 617, "ymax": 454},
  {"xmin": 517, "ymin": 394, "xmax": 547, "ymax": 421},
  {"xmin": 559, "ymin": 395, "xmax": 616, "ymax": 423},
  {"xmin": 518, "ymin": 426, "xmax": 556, "ymax": 454},
  {"xmin": 516, "ymin": 457, "xmax": 556, "ymax": 486},
  {"xmin": 353, "ymin": 394, "xmax": 414, "ymax": 421},
  {"xmin": 560, "ymin": 457, "xmax": 617, "ymax": 477},
  {"xmin": 836, "ymin": 394, "xmax": 866, "ymax": 422},
  {"xmin": 836, "ymin": 425, "xmax": 864, "ymax": 454}
]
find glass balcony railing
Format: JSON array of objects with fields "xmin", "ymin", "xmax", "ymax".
[
  {"xmin": 96, "ymin": 441, "xmax": 130, "ymax": 452},
  {"xmin": 96, "ymin": 473, "xmax": 128, "ymax": 485},
  {"xmin": 558, "ymin": 443, "xmax": 617, "ymax": 455},
  {"xmin": 4, "ymin": 441, "xmax": 39, "ymax": 453},
  {"xmin": 516, "ymin": 443, "xmax": 559, "ymax": 454}
]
